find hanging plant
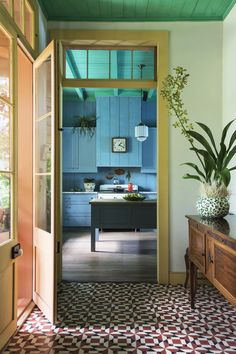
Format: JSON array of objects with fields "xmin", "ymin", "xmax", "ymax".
[{"xmin": 74, "ymin": 116, "xmax": 96, "ymax": 137}]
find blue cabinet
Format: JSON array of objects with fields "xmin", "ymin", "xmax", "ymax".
[
  {"xmin": 63, "ymin": 193, "xmax": 97, "ymax": 227},
  {"xmin": 63, "ymin": 128, "xmax": 97, "ymax": 173},
  {"xmin": 141, "ymin": 127, "xmax": 157, "ymax": 173},
  {"xmin": 96, "ymin": 97, "xmax": 142, "ymax": 167}
]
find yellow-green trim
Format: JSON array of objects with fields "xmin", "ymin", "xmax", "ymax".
[{"xmin": 50, "ymin": 29, "xmax": 169, "ymax": 284}]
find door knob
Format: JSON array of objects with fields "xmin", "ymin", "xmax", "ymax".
[{"xmin": 12, "ymin": 243, "xmax": 24, "ymax": 259}]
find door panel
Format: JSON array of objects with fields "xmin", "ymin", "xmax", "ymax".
[
  {"xmin": 33, "ymin": 41, "xmax": 57, "ymax": 323},
  {"xmin": 0, "ymin": 18, "xmax": 18, "ymax": 350}
]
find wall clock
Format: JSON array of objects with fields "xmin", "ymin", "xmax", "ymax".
[{"xmin": 112, "ymin": 137, "xmax": 127, "ymax": 153}]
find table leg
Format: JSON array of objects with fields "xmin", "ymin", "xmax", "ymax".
[
  {"xmin": 91, "ymin": 225, "xmax": 96, "ymax": 252},
  {"xmin": 184, "ymin": 247, "xmax": 189, "ymax": 288},
  {"xmin": 190, "ymin": 260, "xmax": 197, "ymax": 309}
]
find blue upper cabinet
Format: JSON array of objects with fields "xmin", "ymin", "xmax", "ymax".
[
  {"xmin": 141, "ymin": 127, "xmax": 157, "ymax": 173},
  {"xmin": 63, "ymin": 128, "xmax": 97, "ymax": 173},
  {"xmin": 96, "ymin": 97, "xmax": 142, "ymax": 167}
]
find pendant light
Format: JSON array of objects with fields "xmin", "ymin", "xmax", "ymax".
[{"xmin": 135, "ymin": 64, "xmax": 149, "ymax": 142}]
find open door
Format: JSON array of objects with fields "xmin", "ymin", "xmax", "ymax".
[
  {"xmin": 33, "ymin": 41, "xmax": 58, "ymax": 323},
  {"xmin": 0, "ymin": 20, "xmax": 19, "ymax": 350}
]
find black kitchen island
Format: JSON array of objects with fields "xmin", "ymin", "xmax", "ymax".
[{"xmin": 89, "ymin": 199, "xmax": 157, "ymax": 251}]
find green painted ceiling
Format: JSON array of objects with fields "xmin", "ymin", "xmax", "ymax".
[{"xmin": 39, "ymin": 0, "xmax": 236, "ymax": 22}]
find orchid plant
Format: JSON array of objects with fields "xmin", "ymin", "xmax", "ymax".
[{"xmin": 160, "ymin": 67, "xmax": 236, "ymax": 196}]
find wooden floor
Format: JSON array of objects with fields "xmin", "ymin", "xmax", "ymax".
[{"xmin": 62, "ymin": 228, "xmax": 157, "ymax": 282}]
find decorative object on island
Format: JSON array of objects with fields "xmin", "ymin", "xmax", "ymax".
[
  {"xmin": 74, "ymin": 116, "xmax": 96, "ymax": 137},
  {"xmin": 112, "ymin": 137, "xmax": 127, "ymax": 153},
  {"xmin": 135, "ymin": 64, "xmax": 149, "ymax": 142},
  {"xmin": 161, "ymin": 66, "xmax": 236, "ymax": 219},
  {"xmin": 83, "ymin": 178, "xmax": 95, "ymax": 192},
  {"xmin": 126, "ymin": 170, "xmax": 133, "ymax": 192}
]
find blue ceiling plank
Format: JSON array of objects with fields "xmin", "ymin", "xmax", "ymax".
[{"xmin": 66, "ymin": 51, "xmax": 87, "ymax": 101}]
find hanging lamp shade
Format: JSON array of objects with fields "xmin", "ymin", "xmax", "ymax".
[{"xmin": 135, "ymin": 122, "xmax": 148, "ymax": 142}]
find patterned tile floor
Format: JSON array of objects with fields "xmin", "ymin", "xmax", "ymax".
[{"xmin": 4, "ymin": 282, "xmax": 236, "ymax": 353}]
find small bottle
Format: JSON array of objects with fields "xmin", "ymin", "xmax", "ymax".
[{"xmin": 128, "ymin": 183, "xmax": 133, "ymax": 192}]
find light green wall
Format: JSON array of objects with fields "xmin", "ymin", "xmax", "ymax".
[{"xmin": 223, "ymin": 4, "xmax": 236, "ymax": 214}]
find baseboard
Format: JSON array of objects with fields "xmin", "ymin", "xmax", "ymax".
[
  {"xmin": 17, "ymin": 301, "xmax": 35, "ymax": 328},
  {"xmin": 169, "ymin": 272, "xmax": 186, "ymax": 285}
]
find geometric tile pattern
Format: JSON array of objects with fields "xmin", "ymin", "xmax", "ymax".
[{"xmin": 4, "ymin": 283, "xmax": 236, "ymax": 353}]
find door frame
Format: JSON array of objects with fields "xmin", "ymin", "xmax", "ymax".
[{"xmin": 50, "ymin": 29, "xmax": 169, "ymax": 284}]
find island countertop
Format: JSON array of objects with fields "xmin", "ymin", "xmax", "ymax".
[{"xmin": 90, "ymin": 199, "xmax": 157, "ymax": 205}]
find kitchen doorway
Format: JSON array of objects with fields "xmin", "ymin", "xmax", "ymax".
[{"xmin": 61, "ymin": 86, "xmax": 157, "ymax": 282}]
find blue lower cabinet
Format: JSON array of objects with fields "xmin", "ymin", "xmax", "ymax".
[
  {"xmin": 141, "ymin": 127, "xmax": 157, "ymax": 173},
  {"xmin": 63, "ymin": 193, "xmax": 97, "ymax": 227},
  {"xmin": 63, "ymin": 128, "xmax": 97, "ymax": 173}
]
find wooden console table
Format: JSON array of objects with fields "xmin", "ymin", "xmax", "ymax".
[
  {"xmin": 90, "ymin": 199, "xmax": 157, "ymax": 252},
  {"xmin": 186, "ymin": 215, "xmax": 236, "ymax": 308}
]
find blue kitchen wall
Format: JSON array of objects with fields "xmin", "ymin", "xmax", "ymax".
[
  {"xmin": 63, "ymin": 95, "xmax": 157, "ymax": 192},
  {"xmin": 63, "ymin": 168, "xmax": 156, "ymax": 192}
]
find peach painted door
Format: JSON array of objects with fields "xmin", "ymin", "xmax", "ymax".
[
  {"xmin": 33, "ymin": 41, "xmax": 57, "ymax": 323},
  {"xmin": 0, "ymin": 20, "xmax": 18, "ymax": 350}
]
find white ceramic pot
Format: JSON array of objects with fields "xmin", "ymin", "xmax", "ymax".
[
  {"xmin": 196, "ymin": 197, "xmax": 229, "ymax": 219},
  {"xmin": 83, "ymin": 182, "xmax": 95, "ymax": 192}
]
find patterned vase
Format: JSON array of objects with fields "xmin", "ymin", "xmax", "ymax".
[{"xmin": 196, "ymin": 197, "xmax": 229, "ymax": 219}]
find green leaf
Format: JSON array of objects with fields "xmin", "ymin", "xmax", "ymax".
[
  {"xmin": 223, "ymin": 145, "xmax": 236, "ymax": 168},
  {"xmin": 187, "ymin": 130, "xmax": 216, "ymax": 160},
  {"xmin": 227, "ymin": 129, "xmax": 236, "ymax": 152},
  {"xmin": 229, "ymin": 166, "xmax": 236, "ymax": 171},
  {"xmin": 196, "ymin": 122, "xmax": 218, "ymax": 155},
  {"xmin": 221, "ymin": 119, "xmax": 235, "ymax": 146},
  {"xmin": 217, "ymin": 143, "xmax": 227, "ymax": 170},
  {"xmin": 219, "ymin": 168, "xmax": 231, "ymax": 187},
  {"xmin": 190, "ymin": 148, "xmax": 216, "ymax": 170},
  {"xmin": 183, "ymin": 174, "xmax": 202, "ymax": 182},
  {"xmin": 181, "ymin": 162, "xmax": 205, "ymax": 178}
]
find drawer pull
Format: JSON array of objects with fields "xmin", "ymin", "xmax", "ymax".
[
  {"xmin": 201, "ymin": 252, "xmax": 205, "ymax": 256},
  {"xmin": 208, "ymin": 254, "xmax": 214, "ymax": 264}
]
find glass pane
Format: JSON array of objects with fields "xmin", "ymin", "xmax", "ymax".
[
  {"xmin": 0, "ymin": 100, "xmax": 10, "ymax": 171},
  {"xmin": 0, "ymin": 173, "xmax": 11, "ymax": 244},
  {"xmin": 25, "ymin": 0, "xmax": 34, "ymax": 47},
  {"xmin": 35, "ymin": 175, "xmax": 51, "ymax": 233},
  {"xmin": 88, "ymin": 50, "xmax": 109, "ymax": 79},
  {"xmin": 65, "ymin": 50, "xmax": 87, "ymax": 79},
  {"xmin": 35, "ymin": 55, "xmax": 51, "ymax": 118},
  {"xmin": 133, "ymin": 50, "xmax": 154, "ymax": 80},
  {"xmin": 0, "ymin": 26, "xmax": 11, "ymax": 100},
  {"xmin": 35, "ymin": 115, "xmax": 51, "ymax": 173},
  {"xmin": 14, "ymin": 0, "xmax": 23, "ymax": 31},
  {"xmin": 0, "ymin": 0, "xmax": 10, "ymax": 12},
  {"xmin": 111, "ymin": 50, "xmax": 131, "ymax": 79}
]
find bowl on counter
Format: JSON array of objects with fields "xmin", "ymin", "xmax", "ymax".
[{"xmin": 123, "ymin": 193, "xmax": 146, "ymax": 201}]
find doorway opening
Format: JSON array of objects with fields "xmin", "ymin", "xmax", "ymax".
[{"xmin": 61, "ymin": 86, "xmax": 157, "ymax": 282}]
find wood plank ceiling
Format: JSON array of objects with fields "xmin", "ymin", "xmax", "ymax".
[{"xmin": 39, "ymin": 0, "xmax": 236, "ymax": 22}]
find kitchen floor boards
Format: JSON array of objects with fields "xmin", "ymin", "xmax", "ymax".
[{"xmin": 62, "ymin": 229, "xmax": 157, "ymax": 282}]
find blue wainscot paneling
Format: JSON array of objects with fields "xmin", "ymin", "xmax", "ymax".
[{"xmin": 96, "ymin": 96, "xmax": 142, "ymax": 167}]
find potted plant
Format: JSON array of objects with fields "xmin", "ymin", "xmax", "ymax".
[
  {"xmin": 126, "ymin": 170, "xmax": 133, "ymax": 192},
  {"xmin": 74, "ymin": 116, "xmax": 96, "ymax": 137},
  {"xmin": 83, "ymin": 178, "xmax": 95, "ymax": 192},
  {"xmin": 160, "ymin": 66, "xmax": 236, "ymax": 218}
]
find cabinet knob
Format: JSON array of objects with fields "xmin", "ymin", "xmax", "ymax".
[
  {"xmin": 201, "ymin": 252, "xmax": 205, "ymax": 256},
  {"xmin": 208, "ymin": 254, "xmax": 214, "ymax": 264}
]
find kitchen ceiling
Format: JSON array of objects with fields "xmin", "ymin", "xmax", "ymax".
[{"xmin": 39, "ymin": 0, "xmax": 236, "ymax": 22}]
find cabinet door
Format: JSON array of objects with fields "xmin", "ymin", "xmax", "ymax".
[
  {"xmin": 213, "ymin": 242, "xmax": 236, "ymax": 304},
  {"xmin": 141, "ymin": 127, "xmax": 157, "ymax": 173},
  {"xmin": 62, "ymin": 128, "xmax": 74, "ymax": 172},
  {"xmin": 189, "ymin": 222, "xmax": 206, "ymax": 273},
  {"xmin": 77, "ymin": 129, "xmax": 97, "ymax": 172}
]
